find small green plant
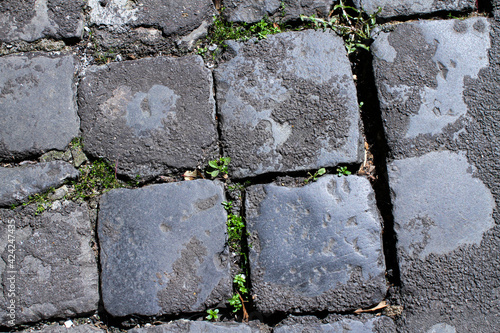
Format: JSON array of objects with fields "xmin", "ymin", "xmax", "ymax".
[
  {"xmin": 222, "ymin": 201, "xmax": 246, "ymax": 251},
  {"xmin": 70, "ymin": 137, "xmax": 84, "ymax": 149},
  {"xmin": 23, "ymin": 190, "xmax": 54, "ymax": 215},
  {"xmin": 228, "ymin": 274, "xmax": 249, "ymax": 314},
  {"xmin": 300, "ymin": 0, "xmax": 380, "ymax": 53},
  {"xmin": 227, "ymin": 180, "xmax": 251, "ymax": 192},
  {"xmin": 249, "ymin": 19, "xmax": 282, "ymax": 39},
  {"xmin": 228, "ymin": 293, "xmax": 242, "ymax": 312},
  {"xmin": 336, "ymin": 166, "xmax": 352, "ymax": 176},
  {"xmin": 207, "ymin": 157, "xmax": 231, "ymax": 178},
  {"xmin": 205, "ymin": 308, "xmax": 219, "ymax": 321},
  {"xmin": 73, "ymin": 159, "xmax": 123, "ymax": 200},
  {"xmin": 305, "ymin": 168, "xmax": 326, "ymax": 183}
]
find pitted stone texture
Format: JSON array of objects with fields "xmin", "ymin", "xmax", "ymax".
[
  {"xmin": 99, "ymin": 180, "xmax": 230, "ymax": 317},
  {"xmin": 389, "ymin": 151, "xmax": 494, "ymax": 260},
  {"xmin": 274, "ymin": 317, "xmax": 396, "ymax": 332},
  {"xmin": 0, "ymin": 161, "xmax": 79, "ymax": 207},
  {"xmin": 215, "ymin": 30, "xmax": 362, "ymax": 178},
  {"xmin": 0, "ymin": 53, "xmax": 79, "ymax": 161},
  {"xmin": 0, "ymin": 0, "xmax": 84, "ymax": 42},
  {"xmin": 372, "ymin": 18, "xmax": 491, "ymax": 158},
  {"xmin": 245, "ymin": 175, "xmax": 385, "ymax": 313},
  {"xmin": 222, "ymin": 0, "xmax": 334, "ymax": 23},
  {"xmin": 354, "ymin": 0, "xmax": 475, "ymax": 18},
  {"xmin": 79, "ymin": 55, "xmax": 218, "ymax": 179},
  {"xmin": 129, "ymin": 320, "xmax": 269, "ymax": 332},
  {"xmin": 0, "ymin": 202, "xmax": 98, "ymax": 326},
  {"xmin": 21, "ymin": 324, "xmax": 105, "ymax": 333},
  {"xmin": 88, "ymin": 0, "xmax": 215, "ymax": 36}
]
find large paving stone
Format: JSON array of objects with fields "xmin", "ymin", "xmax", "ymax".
[
  {"xmin": 371, "ymin": 17, "xmax": 491, "ymax": 158},
  {"xmin": 98, "ymin": 180, "xmax": 231, "ymax": 317},
  {"xmin": 388, "ymin": 151, "xmax": 499, "ymax": 332},
  {"xmin": 274, "ymin": 316, "xmax": 396, "ymax": 333},
  {"xmin": 78, "ymin": 55, "xmax": 218, "ymax": 179},
  {"xmin": 22, "ymin": 324, "xmax": 105, "ymax": 333},
  {"xmin": 215, "ymin": 30, "xmax": 362, "ymax": 178},
  {"xmin": 0, "ymin": 161, "xmax": 79, "ymax": 207},
  {"xmin": 389, "ymin": 151, "xmax": 494, "ymax": 260},
  {"xmin": 0, "ymin": 0, "xmax": 84, "ymax": 42},
  {"xmin": 0, "ymin": 201, "xmax": 99, "ymax": 326},
  {"xmin": 354, "ymin": 0, "xmax": 475, "ymax": 18},
  {"xmin": 245, "ymin": 175, "xmax": 386, "ymax": 313},
  {"xmin": 222, "ymin": 0, "xmax": 334, "ymax": 23},
  {"xmin": 129, "ymin": 320, "xmax": 268, "ymax": 332},
  {"xmin": 88, "ymin": 0, "xmax": 215, "ymax": 37},
  {"xmin": 0, "ymin": 53, "xmax": 79, "ymax": 161}
]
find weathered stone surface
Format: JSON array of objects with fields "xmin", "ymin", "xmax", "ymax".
[
  {"xmin": 222, "ymin": 0, "xmax": 334, "ymax": 23},
  {"xmin": 22, "ymin": 324, "xmax": 105, "ymax": 333},
  {"xmin": 0, "ymin": 53, "xmax": 79, "ymax": 161},
  {"xmin": 389, "ymin": 151, "xmax": 494, "ymax": 260},
  {"xmin": 129, "ymin": 320, "xmax": 269, "ymax": 333},
  {"xmin": 0, "ymin": 0, "xmax": 84, "ymax": 42},
  {"xmin": 245, "ymin": 175, "xmax": 385, "ymax": 313},
  {"xmin": 0, "ymin": 161, "xmax": 79, "ymax": 207},
  {"xmin": 215, "ymin": 30, "xmax": 362, "ymax": 178},
  {"xmin": 371, "ymin": 18, "xmax": 491, "ymax": 158},
  {"xmin": 0, "ymin": 202, "xmax": 99, "ymax": 326},
  {"xmin": 354, "ymin": 0, "xmax": 475, "ymax": 18},
  {"xmin": 88, "ymin": 0, "xmax": 215, "ymax": 37},
  {"xmin": 78, "ymin": 55, "xmax": 218, "ymax": 179},
  {"xmin": 274, "ymin": 317, "xmax": 396, "ymax": 332},
  {"xmin": 99, "ymin": 180, "xmax": 230, "ymax": 317}
]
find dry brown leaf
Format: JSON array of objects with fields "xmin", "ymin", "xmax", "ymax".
[
  {"xmin": 354, "ymin": 300, "xmax": 387, "ymax": 314},
  {"xmin": 183, "ymin": 170, "xmax": 201, "ymax": 181}
]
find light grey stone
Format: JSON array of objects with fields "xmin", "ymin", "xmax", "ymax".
[
  {"xmin": 0, "ymin": 202, "xmax": 99, "ymax": 326},
  {"xmin": 0, "ymin": 53, "xmax": 79, "ymax": 160},
  {"xmin": 388, "ymin": 151, "xmax": 494, "ymax": 260},
  {"xmin": 0, "ymin": 0, "xmax": 84, "ymax": 42},
  {"xmin": 0, "ymin": 161, "xmax": 79, "ymax": 207},
  {"xmin": 215, "ymin": 30, "xmax": 362, "ymax": 178},
  {"xmin": 354, "ymin": 0, "xmax": 475, "ymax": 18},
  {"xmin": 275, "ymin": 317, "xmax": 396, "ymax": 332},
  {"xmin": 245, "ymin": 175, "xmax": 385, "ymax": 313},
  {"xmin": 372, "ymin": 18, "xmax": 491, "ymax": 156},
  {"xmin": 129, "ymin": 320, "xmax": 268, "ymax": 333},
  {"xmin": 78, "ymin": 55, "xmax": 218, "ymax": 179},
  {"xmin": 87, "ymin": 0, "xmax": 215, "ymax": 37},
  {"xmin": 98, "ymin": 180, "xmax": 231, "ymax": 317},
  {"xmin": 22, "ymin": 324, "xmax": 105, "ymax": 333}
]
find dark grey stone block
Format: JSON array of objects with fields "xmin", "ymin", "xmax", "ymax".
[
  {"xmin": 0, "ymin": 53, "xmax": 79, "ymax": 161},
  {"xmin": 0, "ymin": 202, "xmax": 99, "ymax": 326},
  {"xmin": 0, "ymin": 0, "xmax": 84, "ymax": 42},
  {"xmin": 0, "ymin": 161, "xmax": 79, "ymax": 207},
  {"xmin": 389, "ymin": 151, "xmax": 494, "ymax": 260},
  {"xmin": 215, "ymin": 30, "xmax": 362, "ymax": 178},
  {"xmin": 245, "ymin": 175, "xmax": 386, "ymax": 313},
  {"xmin": 354, "ymin": 0, "xmax": 475, "ymax": 18},
  {"xmin": 78, "ymin": 55, "xmax": 218, "ymax": 179},
  {"xmin": 275, "ymin": 317, "xmax": 396, "ymax": 332},
  {"xmin": 222, "ymin": 0, "xmax": 334, "ymax": 23},
  {"xmin": 371, "ymin": 18, "xmax": 491, "ymax": 158},
  {"xmin": 129, "ymin": 320, "xmax": 268, "ymax": 333},
  {"xmin": 22, "ymin": 324, "xmax": 105, "ymax": 333},
  {"xmin": 98, "ymin": 180, "xmax": 231, "ymax": 317},
  {"xmin": 88, "ymin": 0, "xmax": 215, "ymax": 37}
]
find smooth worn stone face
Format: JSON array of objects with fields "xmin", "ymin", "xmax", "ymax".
[
  {"xmin": 245, "ymin": 175, "xmax": 386, "ymax": 313},
  {"xmin": 98, "ymin": 180, "xmax": 231, "ymax": 317},
  {"xmin": 215, "ymin": 30, "xmax": 362, "ymax": 178},
  {"xmin": 21, "ymin": 324, "xmax": 105, "ymax": 333},
  {"xmin": 0, "ymin": 202, "xmax": 99, "ymax": 326},
  {"xmin": 354, "ymin": 0, "xmax": 475, "ymax": 18},
  {"xmin": 88, "ymin": 0, "xmax": 215, "ymax": 36},
  {"xmin": 129, "ymin": 320, "xmax": 267, "ymax": 333},
  {"xmin": 372, "ymin": 18, "xmax": 490, "ymax": 152},
  {"xmin": 78, "ymin": 55, "xmax": 218, "ymax": 179},
  {"xmin": 0, "ymin": 53, "xmax": 79, "ymax": 161},
  {"xmin": 274, "ymin": 317, "xmax": 396, "ymax": 333},
  {"xmin": 0, "ymin": 161, "xmax": 79, "ymax": 207},
  {"xmin": 222, "ymin": 0, "xmax": 334, "ymax": 23},
  {"xmin": 0, "ymin": 0, "xmax": 84, "ymax": 42},
  {"xmin": 388, "ymin": 151, "xmax": 494, "ymax": 261}
]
